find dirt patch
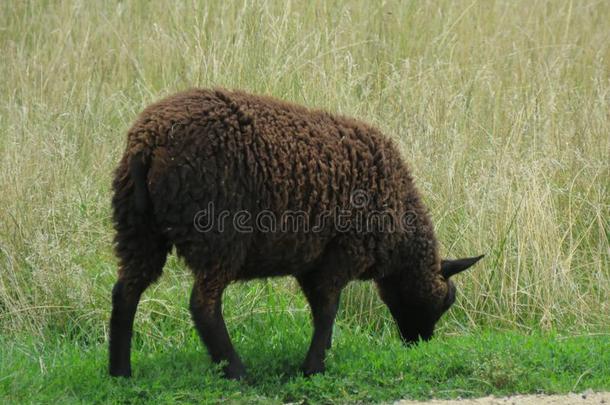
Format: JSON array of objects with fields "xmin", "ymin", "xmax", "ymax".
[{"xmin": 395, "ymin": 391, "xmax": 609, "ymax": 404}]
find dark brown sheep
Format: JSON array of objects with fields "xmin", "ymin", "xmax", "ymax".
[{"xmin": 109, "ymin": 88, "xmax": 483, "ymax": 380}]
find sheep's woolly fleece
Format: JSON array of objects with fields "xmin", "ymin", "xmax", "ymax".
[{"xmin": 112, "ymin": 88, "xmax": 447, "ymax": 302}]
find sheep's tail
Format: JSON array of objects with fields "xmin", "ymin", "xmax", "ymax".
[{"xmin": 129, "ymin": 152, "xmax": 151, "ymax": 215}]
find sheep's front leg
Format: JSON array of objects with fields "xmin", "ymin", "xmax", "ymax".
[
  {"xmin": 190, "ymin": 275, "xmax": 246, "ymax": 380},
  {"xmin": 297, "ymin": 273, "xmax": 344, "ymax": 376}
]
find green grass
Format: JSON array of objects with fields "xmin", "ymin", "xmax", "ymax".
[
  {"xmin": 0, "ymin": 0, "xmax": 609, "ymax": 402},
  {"xmin": 2, "ymin": 329, "xmax": 608, "ymax": 404}
]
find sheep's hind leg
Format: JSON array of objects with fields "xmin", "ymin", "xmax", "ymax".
[
  {"xmin": 297, "ymin": 272, "xmax": 346, "ymax": 376},
  {"xmin": 109, "ymin": 234, "xmax": 169, "ymax": 377},
  {"xmin": 190, "ymin": 273, "xmax": 246, "ymax": 380}
]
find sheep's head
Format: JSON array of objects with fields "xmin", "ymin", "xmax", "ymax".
[
  {"xmin": 440, "ymin": 255, "xmax": 485, "ymax": 312},
  {"xmin": 377, "ymin": 254, "xmax": 484, "ymax": 345}
]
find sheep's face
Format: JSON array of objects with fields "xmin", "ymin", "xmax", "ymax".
[
  {"xmin": 379, "ymin": 255, "xmax": 483, "ymax": 345},
  {"xmin": 393, "ymin": 283, "xmax": 453, "ymax": 344}
]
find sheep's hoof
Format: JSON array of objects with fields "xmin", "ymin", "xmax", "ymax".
[
  {"xmin": 223, "ymin": 363, "xmax": 246, "ymax": 380},
  {"xmin": 109, "ymin": 367, "xmax": 132, "ymax": 378},
  {"xmin": 302, "ymin": 363, "xmax": 325, "ymax": 377}
]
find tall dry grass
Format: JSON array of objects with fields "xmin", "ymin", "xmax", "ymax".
[{"xmin": 1, "ymin": 0, "xmax": 608, "ymax": 341}]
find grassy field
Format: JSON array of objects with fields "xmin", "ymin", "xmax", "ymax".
[
  {"xmin": 1, "ymin": 0, "xmax": 608, "ymax": 403},
  {"xmin": 2, "ymin": 329, "xmax": 609, "ymax": 403}
]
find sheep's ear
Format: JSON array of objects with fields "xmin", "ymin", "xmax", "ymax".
[{"xmin": 441, "ymin": 255, "xmax": 484, "ymax": 278}]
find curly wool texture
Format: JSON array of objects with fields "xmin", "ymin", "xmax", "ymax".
[{"xmin": 112, "ymin": 88, "xmax": 448, "ymax": 304}]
